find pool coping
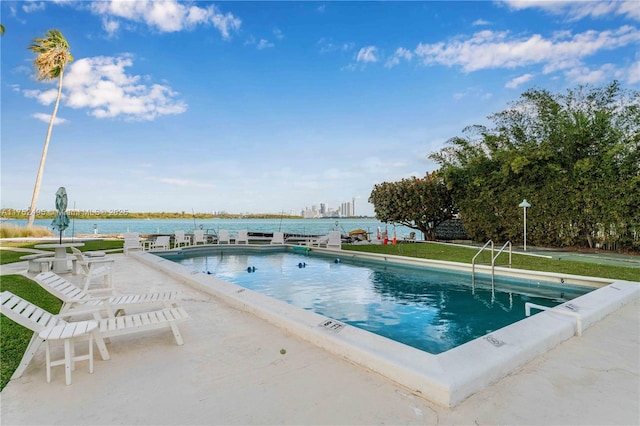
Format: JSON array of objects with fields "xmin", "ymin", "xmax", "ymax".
[{"xmin": 132, "ymin": 246, "xmax": 639, "ymax": 407}]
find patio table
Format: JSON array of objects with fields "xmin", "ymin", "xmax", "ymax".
[{"xmin": 34, "ymin": 243, "xmax": 84, "ymax": 273}]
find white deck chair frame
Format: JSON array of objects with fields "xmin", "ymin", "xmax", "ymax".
[
  {"xmin": 217, "ymin": 230, "xmax": 231, "ymax": 244},
  {"xmin": 270, "ymin": 232, "xmax": 285, "ymax": 245},
  {"xmin": 1, "ymin": 290, "xmax": 189, "ymax": 380},
  {"xmin": 174, "ymin": 230, "xmax": 191, "ymax": 248},
  {"xmin": 34, "ymin": 271, "xmax": 180, "ymax": 319},
  {"xmin": 150, "ymin": 235, "xmax": 171, "ymax": 250},
  {"xmin": 71, "ymin": 247, "xmax": 115, "ymax": 291},
  {"xmin": 235, "ymin": 230, "xmax": 249, "ymax": 245},
  {"xmin": 123, "ymin": 232, "xmax": 142, "ymax": 255},
  {"xmin": 193, "ymin": 230, "xmax": 207, "ymax": 245}
]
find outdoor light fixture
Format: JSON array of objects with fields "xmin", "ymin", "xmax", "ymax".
[{"xmin": 519, "ymin": 199, "xmax": 531, "ymax": 251}]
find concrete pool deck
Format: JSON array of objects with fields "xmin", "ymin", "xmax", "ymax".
[{"xmin": 0, "ymin": 253, "xmax": 638, "ymax": 425}]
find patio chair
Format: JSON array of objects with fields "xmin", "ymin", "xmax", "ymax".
[
  {"xmin": 149, "ymin": 235, "xmax": 171, "ymax": 250},
  {"xmin": 123, "ymin": 232, "xmax": 142, "ymax": 255},
  {"xmin": 34, "ymin": 271, "xmax": 180, "ymax": 319},
  {"xmin": 1, "ymin": 290, "xmax": 189, "ymax": 382},
  {"xmin": 217, "ymin": 230, "xmax": 230, "ymax": 244},
  {"xmin": 174, "ymin": 230, "xmax": 191, "ymax": 248},
  {"xmin": 326, "ymin": 231, "xmax": 342, "ymax": 249},
  {"xmin": 270, "ymin": 231, "xmax": 285, "ymax": 245},
  {"xmin": 235, "ymin": 229, "xmax": 249, "ymax": 245},
  {"xmin": 193, "ymin": 229, "xmax": 206, "ymax": 245},
  {"xmin": 307, "ymin": 234, "xmax": 329, "ymax": 247},
  {"xmin": 70, "ymin": 247, "xmax": 115, "ymax": 292},
  {"xmin": 307, "ymin": 231, "xmax": 341, "ymax": 249}
]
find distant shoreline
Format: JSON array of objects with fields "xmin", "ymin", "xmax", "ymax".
[{"xmin": 0, "ymin": 211, "xmax": 374, "ymax": 220}]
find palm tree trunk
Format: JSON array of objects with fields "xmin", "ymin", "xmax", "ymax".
[{"xmin": 27, "ymin": 70, "xmax": 64, "ymax": 227}]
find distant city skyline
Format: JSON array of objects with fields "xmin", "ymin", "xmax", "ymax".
[{"xmin": 301, "ymin": 198, "xmax": 357, "ymax": 218}]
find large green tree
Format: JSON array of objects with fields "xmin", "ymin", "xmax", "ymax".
[
  {"xmin": 431, "ymin": 81, "xmax": 639, "ymax": 250},
  {"xmin": 26, "ymin": 29, "xmax": 73, "ymax": 227},
  {"xmin": 369, "ymin": 171, "xmax": 456, "ymax": 240}
]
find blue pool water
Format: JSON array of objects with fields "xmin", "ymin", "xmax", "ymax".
[{"xmin": 166, "ymin": 250, "xmax": 592, "ymax": 354}]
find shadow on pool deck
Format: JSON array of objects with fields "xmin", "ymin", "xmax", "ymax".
[{"xmin": 0, "ymin": 253, "xmax": 638, "ymax": 425}]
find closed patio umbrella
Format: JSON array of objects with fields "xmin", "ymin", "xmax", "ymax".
[{"xmin": 51, "ymin": 187, "xmax": 70, "ymax": 244}]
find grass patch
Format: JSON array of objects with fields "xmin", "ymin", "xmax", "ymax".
[
  {"xmin": 0, "ymin": 251, "xmax": 29, "ymax": 265},
  {"xmin": 0, "ymin": 223, "xmax": 53, "ymax": 238},
  {"xmin": 0, "ymin": 274, "xmax": 62, "ymax": 391},
  {"xmin": 343, "ymin": 242, "xmax": 639, "ymax": 281}
]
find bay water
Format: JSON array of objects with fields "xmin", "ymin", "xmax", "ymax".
[{"xmin": 8, "ymin": 218, "xmax": 416, "ymax": 239}]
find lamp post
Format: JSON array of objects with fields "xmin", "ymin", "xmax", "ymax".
[{"xmin": 519, "ymin": 199, "xmax": 531, "ymax": 251}]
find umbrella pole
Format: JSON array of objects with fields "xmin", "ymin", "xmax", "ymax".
[{"xmin": 59, "ymin": 230, "xmax": 62, "ymax": 244}]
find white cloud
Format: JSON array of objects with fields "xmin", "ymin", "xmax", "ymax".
[
  {"xmin": 24, "ymin": 88, "xmax": 58, "ymax": 105},
  {"xmin": 628, "ymin": 61, "xmax": 640, "ymax": 84},
  {"xmin": 472, "ymin": 19, "xmax": 491, "ymax": 26},
  {"xmin": 24, "ymin": 55, "xmax": 187, "ymax": 121},
  {"xmin": 31, "ymin": 113, "xmax": 68, "ymax": 125},
  {"xmin": 22, "ymin": 1, "xmax": 45, "ymax": 13},
  {"xmin": 102, "ymin": 18, "xmax": 120, "ymax": 37},
  {"xmin": 413, "ymin": 26, "xmax": 640, "ymax": 73},
  {"xmin": 88, "ymin": 0, "xmax": 241, "ymax": 38},
  {"xmin": 356, "ymin": 46, "xmax": 378, "ymax": 63},
  {"xmin": 564, "ymin": 63, "xmax": 618, "ymax": 84},
  {"xmin": 506, "ymin": 73, "xmax": 534, "ymax": 89},
  {"xmin": 453, "ymin": 87, "xmax": 493, "ymax": 100},
  {"xmin": 385, "ymin": 47, "xmax": 413, "ymax": 68},
  {"xmin": 500, "ymin": 0, "xmax": 640, "ymax": 22},
  {"xmin": 318, "ymin": 38, "xmax": 355, "ymax": 54},
  {"xmin": 257, "ymin": 39, "xmax": 274, "ymax": 50}
]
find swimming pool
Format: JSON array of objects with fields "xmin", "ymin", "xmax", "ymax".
[
  {"xmin": 164, "ymin": 249, "xmax": 590, "ymax": 354},
  {"xmin": 138, "ymin": 245, "xmax": 637, "ymax": 407}
]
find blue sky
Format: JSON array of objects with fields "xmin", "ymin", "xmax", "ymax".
[{"xmin": 1, "ymin": 1, "xmax": 638, "ymax": 216}]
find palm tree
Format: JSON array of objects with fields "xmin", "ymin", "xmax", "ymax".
[
  {"xmin": 26, "ymin": 29, "xmax": 73, "ymax": 227},
  {"xmin": 1, "ymin": 24, "xmax": 5, "ymax": 35}
]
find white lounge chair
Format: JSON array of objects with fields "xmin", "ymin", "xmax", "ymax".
[
  {"xmin": 174, "ymin": 230, "xmax": 191, "ymax": 248},
  {"xmin": 308, "ymin": 231, "xmax": 342, "ymax": 249},
  {"xmin": 123, "ymin": 232, "xmax": 142, "ymax": 255},
  {"xmin": 217, "ymin": 230, "xmax": 230, "ymax": 244},
  {"xmin": 193, "ymin": 230, "xmax": 206, "ymax": 245},
  {"xmin": 70, "ymin": 247, "xmax": 115, "ymax": 292},
  {"xmin": 149, "ymin": 235, "xmax": 171, "ymax": 250},
  {"xmin": 235, "ymin": 230, "xmax": 249, "ymax": 245},
  {"xmin": 1, "ymin": 290, "xmax": 189, "ymax": 383},
  {"xmin": 326, "ymin": 231, "xmax": 342, "ymax": 249},
  {"xmin": 34, "ymin": 271, "xmax": 180, "ymax": 319},
  {"xmin": 308, "ymin": 234, "xmax": 329, "ymax": 247},
  {"xmin": 270, "ymin": 232, "xmax": 285, "ymax": 245}
]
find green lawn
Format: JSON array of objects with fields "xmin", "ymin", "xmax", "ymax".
[
  {"xmin": 0, "ymin": 274, "xmax": 62, "ymax": 391},
  {"xmin": 343, "ymin": 242, "xmax": 639, "ymax": 281}
]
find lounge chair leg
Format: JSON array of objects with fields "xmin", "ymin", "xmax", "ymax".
[
  {"xmin": 92, "ymin": 331, "xmax": 111, "ymax": 361},
  {"xmin": 64, "ymin": 338, "xmax": 72, "ymax": 385},
  {"xmin": 45, "ymin": 341, "xmax": 52, "ymax": 383},
  {"xmin": 169, "ymin": 322, "xmax": 184, "ymax": 345},
  {"xmin": 12, "ymin": 334, "xmax": 44, "ymax": 379},
  {"xmin": 88, "ymin": 333, "xmax": 94, "ymax": 374}
]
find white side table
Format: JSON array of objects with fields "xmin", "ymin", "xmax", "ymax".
[{"xmin": 39, "ymin": 321, "xmax": 98, "ymax": 385}]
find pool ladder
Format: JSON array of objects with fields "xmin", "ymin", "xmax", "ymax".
[{"xmin": 471, "ymin": 240, "xmax": 512, "ymax": 289}]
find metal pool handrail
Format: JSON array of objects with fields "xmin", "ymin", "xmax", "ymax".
[{"xmin": 472, "ymin": 240, "xmax": 493, "ymax": 287}]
